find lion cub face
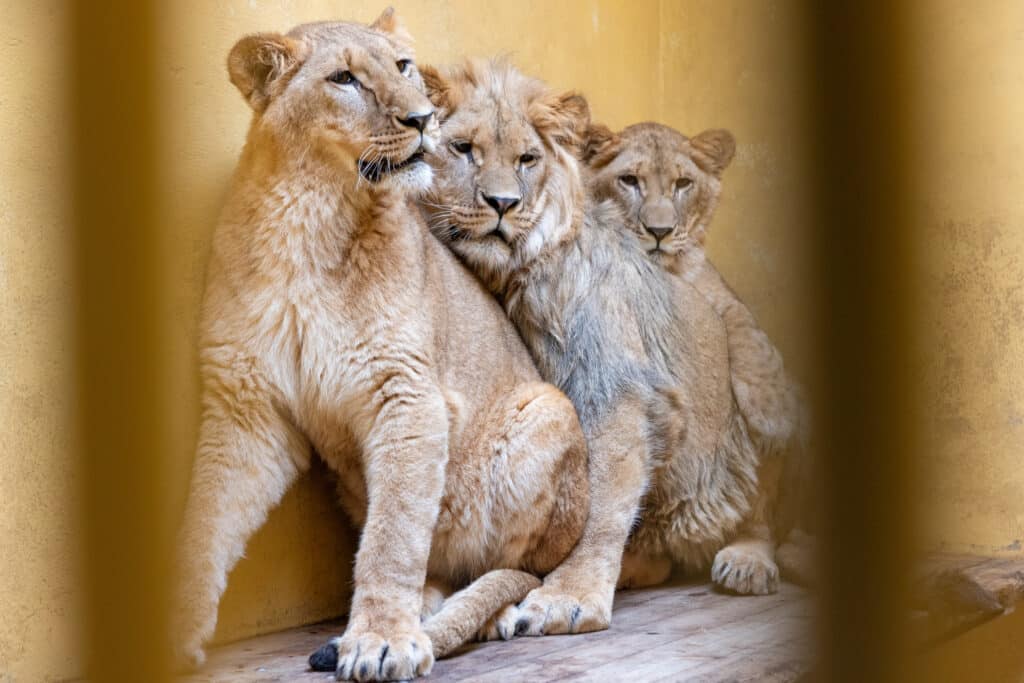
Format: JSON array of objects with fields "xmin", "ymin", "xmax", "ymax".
[
  {"xmin": 585, "ymin": 122, "xmax": 735, "ymax": 268},
  {"xmin": 228, "ymin": 9, "xmax": 438, "ymax": 192},
  {"xmin": 422, "ymin": 60, "xmax": 589, "ymax": 280}
]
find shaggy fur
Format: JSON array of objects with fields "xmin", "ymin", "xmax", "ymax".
[
  {"xmin": 173, "ymin": 14, "xmax": 588, "ymax": 681},
  {"xmin": 584, "ymin": 122, "xmax": 804, "ymax": 448},
  {"xmin": 422, "ymin": 60, "xmax": 773, "ymax": 640},
  {"xmin": 585, "ymin": 121, "xmax": 813, "ymax": 584}
]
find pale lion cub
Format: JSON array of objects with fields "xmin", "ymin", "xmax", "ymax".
[
  {"xmin": 585, "ymin": 122, "xmax": 811, "ymax": 584},
  {"xmin": 174, "ymin": 12, "xmax": 587, "ymax": 681},
  {"xmin": 422, "ymin": 60, "xmax": 775, "ymax": 640}
]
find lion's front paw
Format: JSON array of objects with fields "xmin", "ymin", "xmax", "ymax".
[
  {"xmin": 712, "ymin": 545, "xmax": 780, "ymax": 595},
  {"xmin": 309, "ymin": 625, "xmax": 433, "ymax": 681},
  {"xmin": 510, "ymin": 584, "xmax": 612, "ymax": 637}
]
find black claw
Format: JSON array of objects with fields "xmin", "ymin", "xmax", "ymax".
[
  {"xmin": 308, "ymin": 641, "xmax": 339, "ymax": 672},
  {"xmin": 359, "ymin": 662, "xmax": 371, "ymax": 679},
  {"xmin": 514, "ymin": 617, "xmax": 531, "ymax": 636},
  {"xmin": 569, "ymin": 605, "xmax": 583, "ymax": 632},
  {"xmin": 377, "ymin": 644, "xmax": 389, "ymax": 676}
]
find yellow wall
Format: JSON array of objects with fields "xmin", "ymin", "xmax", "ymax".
[
  {"xmin": 909, "ymin": 1, "xmax": 1024, "ymax": 556},
  {"xmin": 0, "ymin": 3, "xmax": 81, "ymax": 681}
]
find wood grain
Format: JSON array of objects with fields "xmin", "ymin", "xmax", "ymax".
[{"xmin": 180, "ymin": 580, "xmax": 813, "ymax": 682}]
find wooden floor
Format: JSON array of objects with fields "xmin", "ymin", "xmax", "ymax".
[{"xmin": 182, "ymin": 580, "xmax": 813, "ymax": 682}]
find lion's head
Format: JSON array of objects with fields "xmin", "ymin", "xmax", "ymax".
[
  {"xmin": 421, "ymin": 59, "xmax": 590, "ymax": 289},
  {"xmin": 227, "ymin": 8, "xmax": 438, "ymax": 192},
  {"xmin": 584, "ymin": 122, "xmax": 735, "ymax": 269}
]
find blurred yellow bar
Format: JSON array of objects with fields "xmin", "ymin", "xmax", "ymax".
[{"xmin": 72, "ymin": 1, "xmax": 172, "ymax": 681}]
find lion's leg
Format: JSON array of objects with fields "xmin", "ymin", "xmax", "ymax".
[
  {"xmin": 711, "ymin": 454, "xmax": 782, "ymax": 595},
  {"xmin": 467, "ymin": 382, "xmax": 588, "ymax": 642},
  {"xmin": 173, "ymin": 385, "xmax": 309, "ymax": 669},
  {"xmin": 617, "ymin": 549, "xmax": 672, "ymax": 590},
  {"xmin": 510, "ymin": 401, "xmax": 650, "ymax": 637},
  {"xmin": 318, "ymin": 388, "xmax": 449, "ymax": 682}
]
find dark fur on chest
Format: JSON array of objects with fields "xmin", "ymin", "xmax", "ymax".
[{"xmin": 506, "ymin": 205, "xmax": 691, "ymax": 433}]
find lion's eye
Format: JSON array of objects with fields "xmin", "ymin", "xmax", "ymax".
[
  {"xmin": 327, "ymin": 70, "xmax": 358, "ymax": 86},
  {"xmin": 450, "ymin": 140, "xmax": 473, "ymax": 157},
  {"xmin": 619, "ymin": 174, "xmax": 639, "ymax": 188},
  {"xmin": 519, "ymin": 153, "xmax": 538, "ymax": 166},
  {"xmin": 675, "ymin": 178, "xmax": 694, "ymax": 191},
  {"xmin": 397, "ymin": 59, "xmax": 413, "ymax": 75}
]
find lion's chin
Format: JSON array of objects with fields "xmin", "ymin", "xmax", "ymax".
[
  {"xmin": 372, "ymin": 159, "xmax": 433, "ymax": 194},
  {"xmin": 648, "ymin": 247, "xmax": 677, "ymax": 264}
]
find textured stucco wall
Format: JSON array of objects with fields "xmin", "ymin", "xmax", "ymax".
[
  {"xmin": 0, "ymin": 3, "xmax": 81, "ymax": 681},
  {"xmin": 909, "ymin": 1, "xmax": 1024, "ymax": 556}
]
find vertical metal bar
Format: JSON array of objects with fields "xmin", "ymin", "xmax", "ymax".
[
  {"xmin": 804, "ymin": 3, "xmax": 918, "ymax": 681},
  {"xmin": 72, "ymin": 2, "xmax": 171, "ymax": 681}
]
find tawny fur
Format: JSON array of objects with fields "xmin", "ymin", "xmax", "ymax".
[
  {"xmin": 584, "ymin": 121, "xmax": 814, "ymax": 590},
  {"xmin": 173, "ymin": 14, "xmax": 588, "ymax": 682},
  {"xmin": 422, "ymin": 60, "xmax": 773, "ymax": 640}
]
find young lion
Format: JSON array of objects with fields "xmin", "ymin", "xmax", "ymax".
[
  {"xmin": 174, "ymin": 13, "xmax": 588, "ymax": 681},
  {"xmin": 421, "ymin": 59, "xmax": 775, "ymax": 640},
  {"xmin": 584, "ymin": 122, "xmax": 811, "ymax": 581}
]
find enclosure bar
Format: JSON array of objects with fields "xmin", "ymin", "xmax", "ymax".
[
  {"xmin": 72, "ymin": 2, "xmax": 173, "ymax": 681},
  {"xmin": 804, "ymin": 3, "xmax": 919, "ymax": 681}
]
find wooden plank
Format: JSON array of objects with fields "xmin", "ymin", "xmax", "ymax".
[{"xmin": 912, "ymin": 553, "xmax": 1024, "ymax": 647}]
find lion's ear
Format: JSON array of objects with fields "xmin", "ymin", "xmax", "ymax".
[
  {"xmin": 690, "ymin": 129, "xmax": 736, "ymax": 176},
  {"xmin": 370, "ymin": 7, "xmax": 414, "ymax": 47},
  {"xmin": 582, "ymin": 123, "xmax": 621, "ymax": 167},
  {"xmin": 371, "ymin": 6, "xmax": 401, "ymax": 33},
  {"xmin": 227, "ymin": 33, "xmax": 306, "ymax": 112},
  {"xmin": 419, "ymin": 64, "xmax": 452, "ymax": 117},
  {"xmin": 531, "ymin": 91, "xmax": 591, "ymax": 154}
]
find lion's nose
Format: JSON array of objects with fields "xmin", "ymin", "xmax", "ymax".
[
  {"xmin": 397, "ymin": 111, "xmax": 433, "ymax": 132},
  {"xmin": 483, "ymin": 194, "xmax": 521, "ymax": 218},
  {"xmin": 644, "ymin": 225, "xmax": 673, "ymax": 242}
]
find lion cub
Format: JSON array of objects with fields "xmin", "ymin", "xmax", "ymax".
[
  {"xmin": 174, "ymin": 13, "xmax": 587, "ymax": 681},
  {"xmin": 585, "ymin": 121, "xmax": 810, "ymax": 587},
  {"xmin": 422, "ymin": 59, "xmax": 776, "ymax": 641}
]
